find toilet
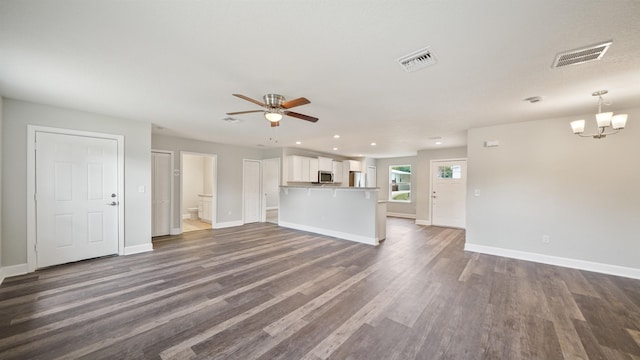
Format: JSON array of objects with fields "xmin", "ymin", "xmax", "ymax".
[{"xmin": 187, "ymin": 207, "xmax": 199, "ymax": 220}]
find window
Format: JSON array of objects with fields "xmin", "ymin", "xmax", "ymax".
[
  {"xmin": 437, "ymin": 165, "xmax": 461, "ymax": 179},
  {"xmin": 389, "ymin": 165, "xmax": 411, "ymax": 202}
]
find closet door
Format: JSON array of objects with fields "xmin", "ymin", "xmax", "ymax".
[{"xmin": 152, "ymin": 152, "xmax": 172, "ymax": 236}]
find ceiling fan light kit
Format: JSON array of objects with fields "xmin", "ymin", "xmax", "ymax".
[
  {"xmin": 570, "ymin": 90, "xmax": 628, "ymax": 139},
  {"xmin": 227, "ymin": 93, "xmax": 318, "ymax": 126}
]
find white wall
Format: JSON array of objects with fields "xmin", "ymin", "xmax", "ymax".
[
  {"xmin": 376, "ymin": 156, "xmax": 417, "ymax": 217},
  {"xmin": 415, "ymin": 146, "xmax": 468, "ymax": 224},
  {"xmin": 152, "ymin": 134, "xmax": 263, "ymax": 227},
  {"xmin": 203, "ymin": 156, "xmax": 213, "ymax": 195},
  {"xmin": 466, "ymin": 107, "xmax": 640, "ymax": 275},
  {"xmin": 182, "ymin": 154, "xmax": 205, "ymax": 216},
  {"xmin": 0, "ymin": 97, "xmax": 3, "ymax": 271},
  {"xmin": 1, "ymin": 99, "xmax": 152, "ymax": 267}
]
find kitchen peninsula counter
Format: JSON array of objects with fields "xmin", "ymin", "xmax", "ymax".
[{"xmin": 279, "ymin": 186, "xmax": 386, "ymax": 245}]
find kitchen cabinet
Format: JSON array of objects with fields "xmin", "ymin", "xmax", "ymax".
[
  {"xmin": 333, "ymin": 161, "xmax": 344, "ymax": 183},
  {"xmin": 309, "ymin": 158, "xmax": 319, "ymax": 182},
  {"xmin": 318, "ymin": 157, "xmax": 333, "ymax": 172},
  {"xmin": 347, "ymin": 160, "xmax": 363, "ymax": 172},
  {"xmin": 288, "ymin": 155, "xmax": 316, "ymax": 182}
]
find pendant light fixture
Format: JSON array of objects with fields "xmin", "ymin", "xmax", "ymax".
[{"xmin": 570, "ymin": 90, "xmax": 628, "ymax": 139}]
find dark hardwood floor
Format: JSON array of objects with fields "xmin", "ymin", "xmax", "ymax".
[{"xmin": 1, "ymin": 218, "xmax": 639, "ymax": 359}]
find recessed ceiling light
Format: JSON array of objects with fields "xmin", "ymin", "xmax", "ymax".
[
  {"xmin": 333, "ymin": 134, "xmax": 340, "ymax": 139},
  {"xmin": 435, "ymin": 141, "xmax": 442, "ymax": 145},
  {"xmin": 370, "ymin": 142, "xmax": 376, "ymax": 146},
  {"xmin": 295, "ymin": 141, "xmax": 301, "ymax": 145},
  {"xmin": 333, "ymin": 147, "xmax": 338, "ymax": 151}
]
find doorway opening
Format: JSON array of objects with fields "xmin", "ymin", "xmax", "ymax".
[
  {"xmin": 262, "ymin": 158, "xmax": 280, "ymax": 224},
  {"xmin": 181, "ymin": 152, "xmax": 217, "ymax": 233}
]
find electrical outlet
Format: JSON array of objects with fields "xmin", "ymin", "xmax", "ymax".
[{"xmin": 542, "ymin": 235, "xmax": 550, "ymax": 244}]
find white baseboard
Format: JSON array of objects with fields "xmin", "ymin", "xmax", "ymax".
[
  {"xmin": 170, "ymin": 228, "xmax": 182, "ymax": 235},
  {"xmin": 279, "ymin": 221, "xmax": 378, "ymax": 246},
  {"xmin": 415, "ymin": 219, "xmax": 431, "ymax": 226},
  {"xmin": 266, "ymin": 206, "xmax": 279, "ymax": 211},
  {"xmin": 0, "ymin": 263, "xmax": 29, "ymax": 285},
  {"xmin": 124, "ymin": 243, "xmax": 154, "ymax": 255},
  {"xmin": 387, "ymin": 212, "xmax": 416, "ymax": 219},
  {"xmin": 214, "ymin": 220, "xmax": 244, "ymax": 229},
  {"xmin": 182, "ymin": 214, "xmax": 189, "ymax": 219},
  {"xmin": 464, "ymin": 243, "xmax": 640, "ymax": 280}
]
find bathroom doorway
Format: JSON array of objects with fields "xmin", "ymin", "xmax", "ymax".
[{"xmin": 181, "ymin": 152, "xmax": 217, "ymax": 232}]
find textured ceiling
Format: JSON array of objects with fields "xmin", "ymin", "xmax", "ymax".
[{"xmin": 1, "ymin": 1, "xmax": 640, "ymax": 158}]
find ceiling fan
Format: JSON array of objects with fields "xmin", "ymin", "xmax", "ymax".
[{"xmin": 226, "ymin": 93, "xmax": 318, "ymax": 127}]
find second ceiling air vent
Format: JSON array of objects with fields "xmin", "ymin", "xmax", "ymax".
[
  {"xmin": 552, "ymin": 41, "xmax": 612, "ymax": 68},
  {"xmin": 397, "ymin": 46, "xmax": 437, "ymax": 72}
]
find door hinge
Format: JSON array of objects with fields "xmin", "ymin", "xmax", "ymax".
[
  {"xmin": 34, "ymin": 193, "xmax": 38, "ymax": 201},
  {"xmin": 34, "ymin": 243, "xmax": 38, "ymax": 252}
]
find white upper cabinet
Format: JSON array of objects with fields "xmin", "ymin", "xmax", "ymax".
[
  {"xmin": 318, "ymin": 157, "xmax": 333, "ymax": 172},
  {"xmin": 332, "ymin": 161, "xmax": 344, "ymax": 183},
  {"xmin": 347, "ymin": 160, "xmax": 363, "ymax": 172},
  {"xmin": 309, "ymin": 158, "xmax": 319, "ymax": 182}
]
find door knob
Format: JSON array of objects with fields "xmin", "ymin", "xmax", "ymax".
[{"xmin": 107, "ymin": 201, "xmax": 119, "ymax": 206}]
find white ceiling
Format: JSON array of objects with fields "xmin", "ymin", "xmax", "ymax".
[{"xmin": 1, "ymin": 1, "xmax": 640, "ymax": 158}]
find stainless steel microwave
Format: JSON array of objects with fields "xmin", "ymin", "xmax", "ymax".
[{"xmin": 317, "ymin": 171, "xmax": 334, "ymax": 183}]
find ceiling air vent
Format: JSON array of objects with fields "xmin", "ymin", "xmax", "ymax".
[
  {"xmin": 397, "ymin": 46, "xmax": 437, "ymax": 72},
  {"xmin": 552, "ymin": 41, "xmax": 612, "ymax": 68}
]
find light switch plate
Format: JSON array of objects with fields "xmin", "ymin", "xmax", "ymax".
[{"xmin": 138, "ymin": 186, "xmax": 145, "ymax": 193}]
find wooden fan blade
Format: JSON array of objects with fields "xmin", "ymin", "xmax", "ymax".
[
  {"xmin": 270, "ymin": 121, "xmax": 280, "ymax": 127},
  {"xmin": 232, "ymin": 94, "xmax": 265, "ymax": 107},
  {"xmin": 284, "ymin": 111, "xmax": 318, "ymax": 123},
  {"xmin": 226, "ymin": 110, "xmax": 264, "ymax": 115},
  {"xmin": 281, "ymin": 97, "xmax": 310, "ymax": 109}
]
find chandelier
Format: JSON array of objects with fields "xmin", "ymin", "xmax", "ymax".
[{"xmin": 570, "ymin": 90, "xmax": 628, "ymax": 139}]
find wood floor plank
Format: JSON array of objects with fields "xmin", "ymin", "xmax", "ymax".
[{"xmin": 0, "ymin": 219, "xmax": 638, "ymax": 359}]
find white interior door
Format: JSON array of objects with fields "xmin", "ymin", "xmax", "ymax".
[
  {"xmin": 36, "ymin": 132, "xmax": 119, "ymax": 268},
  {"xmin": 152, "ymin": 152, "xmax": 171, "ymax": 236},
  {"xmin": 366, "ymin": 166, "xmax": 377, "ymax": 187},
  {"xmin": 431, "ymin": 160, "xmax": 467, "ymax": 228},
  {"xmin": 243, "ymin": 159, "xmax": 261, "ymax": 224}
]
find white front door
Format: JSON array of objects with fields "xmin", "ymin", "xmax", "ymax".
[
  {"xmin": 36, "ymin": 132, "xmax": 119, "ymax": 268},
  {"xmin": 243, "ymin": 159, "xmax": 261, "ymax": 224},
  {"xmin": 431, "ymin": 160, "xmax": 467, "ymax": 228},
  {"xmin": 152, "ymin": 152, "xmax": 172, "ymax": 236}
]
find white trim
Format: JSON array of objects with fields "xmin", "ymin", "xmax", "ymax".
[
  {"xmin": 415, "ymin": 219, "xmax": 432, "ymax": 226},
  {"xmin": 124, "ymin": 243, "xmax": 154, "ymax": 255},
  {"xmin": 27, "ymin": 125, "xmax": 125, "ymax": 273},
  {"xmin": 386, "ymin": 212, "xmax": 416, "ymax": 219},
  {"xmin": 279, "ymin": 221, "xmax": 378, "ymax": 246},
  {"xmin": 182, "ymin": 214, "xmax": 190, "ymax": 219},
  {"xmin": 0, "ymin": 263, "xmax": 29, "ymax": 284},
  {"xmin": 151, "ymin": 149, "xmax": 175, "ymax": 236},
  {"xmin": 214, "ymin": 220, "xmax": 244, "ymax": 229},
  {"xmin": 170, "ymin": 227, "xmax": 182, "ymax": 235},
  {"xmin": 464, "ymin": 243, "xmax": 640, "ymax": 280}
]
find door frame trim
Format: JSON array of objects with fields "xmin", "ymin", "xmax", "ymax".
[
  {"xmin": 151, "ymin": 149, "xmax": 175, "ymax": 236},
  {"xmin": 27, "ymin": 125, "xmax": 125, "ymax": 272},
  {"xmin": 429, "ymin": 158, "xmax": 467, "ymax": 228}
]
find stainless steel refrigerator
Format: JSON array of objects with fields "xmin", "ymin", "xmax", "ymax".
[{"xmin": 349, "ymin": 171, "xmax": 366, "ymax": 187}]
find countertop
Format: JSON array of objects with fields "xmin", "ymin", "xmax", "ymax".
[{"xmin": 281, "ymin": 185, "xmax": 379, "ymax": 190}]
